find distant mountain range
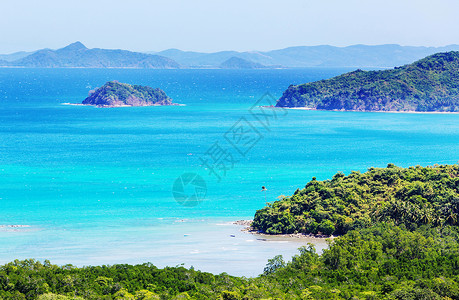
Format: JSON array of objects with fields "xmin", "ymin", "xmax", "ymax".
[
  {"xmin": 0, "ymin": 51, "xmax": 34, "ymax": 62},
  {"xmin": 151, "ymin": 44, "xmax": 459, "ymax": 68},
  {"xmin": 2, "ymin": 42, "xmax": 459, "ymax": 69},
  {"xmin": 0, "ymin": 42, "xmax": 180, "ymax": 69}
]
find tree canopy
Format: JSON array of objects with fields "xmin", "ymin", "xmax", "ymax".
[{"xmin": 252, "ymin": 164, "xmax": 459, "ymax": 235}]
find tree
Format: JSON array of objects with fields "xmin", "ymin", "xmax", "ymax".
[
  {"xmin": 263, "ymin": 255, "xmax": 286, "ymax": 275},
  {"xmin": 318, "ymin": 220, "xmax": 335, "ymax": 235}
]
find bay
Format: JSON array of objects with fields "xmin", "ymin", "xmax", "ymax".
[{"xmin": 0, "ymin": 68, "xmax": 457, "ymax": 276}]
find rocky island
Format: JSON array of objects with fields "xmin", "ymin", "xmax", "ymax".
[
  {"xmin": 82, "ymin": 81, "xmax": 174, "ymax": 107},
  {"xmin": 219, "ymin": 57, "xmax": 267, "ymax": 69},
  {"xmin": 276, "ymin": 51, "xmax": 459, "ymax": 112}
]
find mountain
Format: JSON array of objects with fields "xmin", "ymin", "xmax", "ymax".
[
  {"xmin": 276, "ymin": 51, "xmax": 459, "ymax": 112},
  {"xmin": 263, "ymin": 44, "xmax": 459, "ymax": 68},
  {"xmin": 219, "ymin": 57, "xmax": 267, "ymax": 69},
  {"xmin": 4, "ymin": 43, "xmax": 459, "ymax": 69},
  {"xmin": 0, "ymin": 51, "xmax": 35, "ymax": 62},
  {"xmin": 153, "ymin": 49, "xmax": 239, "ymax": 68},
  {"xmin": 8, "ymin": 42, "xmax": 180, "ymax": 68},
  {"xmin": 82, "ymin": 81, "xmax": 174, "ymax": 107},
  {"xmin": 152, "ymin": 49, "xmax": 273, "ymax": 68},
  {"xmin": 150, "ymin": 44, "xmax": 459, "ymax": 68}
]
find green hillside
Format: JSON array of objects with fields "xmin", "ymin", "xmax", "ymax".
[
  {"xmin": 252, "ymin": 164, "xmax": 459, "ymax": 235},
  {"xmin": 276, "ymin": 52, "xmax": 459, "ymax": 112}
]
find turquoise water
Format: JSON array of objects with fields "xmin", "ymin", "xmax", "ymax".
[{"xmin": 0, "ymin": 68, "xmax": 458, "ymax": 276}]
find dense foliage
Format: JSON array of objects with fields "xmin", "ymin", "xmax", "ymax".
[
  {"xmin": 266, "ymin": 225, "xmax": 459, "ymax": 300},
  {"xmin": 276, "ymin": 51, "xmax": 459, "ymax": 111},
  {"xmin": 252, "ymin": 164, "xmax": 459, "ymax": 235},
  {"xmin": 2, "ymin": 224, "xmax": 459, "ymax": 299},
  {"xmin": 82, "ymin": 81, "xmax": 173, "ymax": 107}
]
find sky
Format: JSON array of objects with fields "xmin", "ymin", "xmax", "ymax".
[{"xmin": 0, "ymin": 0, "xmax": 458, "ymax": 54}]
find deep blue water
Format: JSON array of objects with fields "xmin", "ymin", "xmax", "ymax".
[{"xmin": 0, "ymin": 68, "xmax": 458, "ymax": 276}]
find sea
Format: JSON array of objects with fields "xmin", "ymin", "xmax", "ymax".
[{"xmin": 0, "ymin": 68, "xmax": 458, "ymax": 277}]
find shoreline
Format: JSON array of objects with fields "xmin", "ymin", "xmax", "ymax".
[
  {"xmin": 281, "ymin": 107, "xmax": 459, "ymax": 114},
  {"xmin": 0, "ymin": 225, "xmax": 31, "ymax": 228},
  {"xmin": 261, "ymin": 105, "xmax": 459, "ymax": 114},
  {"xmin": 233, "ymin": 220, "xmax": 335, "ymax": 240},
  {"xmin": 0, "ymin": 225, "xmax": 34, "ymax": 232},
  {"xmin": 61, "ymin": 103, "xmax": 185, "ymax": 108}
]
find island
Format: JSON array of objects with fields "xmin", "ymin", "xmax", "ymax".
[
  {"xmin": 276, "ymin": 51, "xmax": 459, "ymax": 112},
  {"xmin": 219, "ymin": 56, "xmax": 267, "ymax": 69},
  {"xmin": 82, "ymin": 81, "xmax": 175, "ymax": 107}
]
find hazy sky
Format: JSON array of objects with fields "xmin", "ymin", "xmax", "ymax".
[{"xmin": 0, "ymin": 0, "xmax": 458, "ymax": 53}]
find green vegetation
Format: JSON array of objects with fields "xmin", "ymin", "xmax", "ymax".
[
  {"xmin": 2, "ymin": 224, "xmax": 459, "ymax": 299},
  {"xmin": 2, "ymin": 163, "xmax": 459, "ymax": 299},
  {"xmin": 276, "ymin": 51, "xmax": 459, "ymax": 111},
  {"xmin": 253, "ymin": 164, "xmax": 459, "ymax": 235},
  {"xmin": 82, "ymin": 81, "xmax": 173, "ymax": 107}
]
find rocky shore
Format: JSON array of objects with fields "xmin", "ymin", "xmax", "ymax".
[{"xmin": 233, "ymin": 220, "xmax": 335, "ymax": 239}]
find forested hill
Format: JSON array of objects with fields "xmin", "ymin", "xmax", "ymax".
[
  {"xmin": 252, "ymin": 164, "xmax": 459, "ymax": 235},
  {"xmin": 82, "ymin": 81, "xmax": 173, "ymax": 107},
  {"xmin": 276, "ymin": 52, "xmax": 459, "ymax": 112}
]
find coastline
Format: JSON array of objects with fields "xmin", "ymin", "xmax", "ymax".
[
  {"xmin": 0, "ymin": 225, "xmax": 34, "ymax": 232},
  {"xmin": 0, "ymin": 225, "xmax": 30, "ymax": 228},
  {"xmin": 61, "ymin": 103, "xmax": 185, "ymax": 108},
  {"xmin": 280, "ymin": 107, "xmax": 459, "ymax": 114},
  {"xmin": 261, "ymin": 105, "xmax": 459, "ymax": 114},
  {"xmin": 233, "ymin": 220, "xmax": 335, "ymax": 240}
]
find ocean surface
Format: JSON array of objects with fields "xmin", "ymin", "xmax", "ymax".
[{"xmin": 0, "ymin": 68, "xmax": 458, "ymax": 277}]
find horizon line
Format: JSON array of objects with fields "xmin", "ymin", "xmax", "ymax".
[{"xmin": 3, "ymin": 42, "xmax": 459, "ymax": 56}]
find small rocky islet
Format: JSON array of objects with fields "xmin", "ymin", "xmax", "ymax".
[{"xmin": 82, "ymin": 81, "xmax": 175, "ymax": 107}]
